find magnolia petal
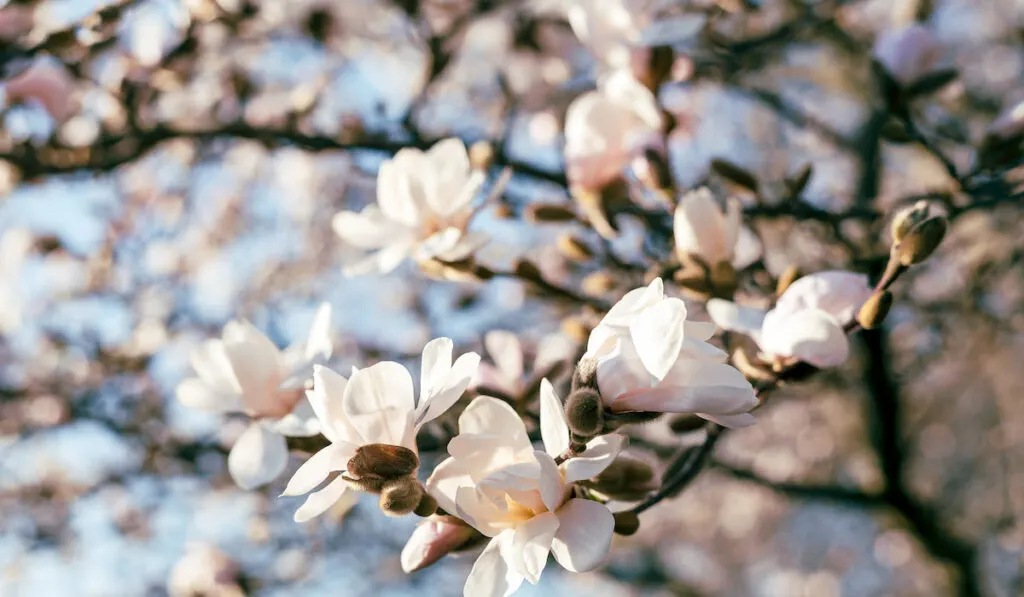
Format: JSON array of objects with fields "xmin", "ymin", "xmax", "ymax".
[
  {"xmin": 419, "ymin": 337, "xmax": 454, "ymax": 406},
  {"xmin": 175, "ymin": 378, "xmax": 243, "ymax": 413},
  {"xmin": 628, "ymin": 297, "xmax": 687, "ymax": 382},
  {"xmin": 674, "ymin": 188, "xmax": 727, "ymax": 263},
  {"xmin": 264, "ymin": 396, "xmax": 320, "ymax": 437},
  {"xmin": 463, "ymin": 533, "xmax": 525, "ymax": 597},
  {"xmin": 425, "ymin": 456, "xmax": 477, "ymax": 515},
  {"xmin": 307, "ymin": 365, "xmax": 351, "ymax": 443},
  {"xmin": 417, "ymin": 350, "xmax": 481, "ymax": 427},
  {"xmin": 539, "ymin": 378, "xmax": 570, "ymax": 458},
  {"xmin": 593, "ymin": 338, "xmax": 656, "ymax": 407},
  {"xmin": 331, "ymin": 206, "xmax": 398, "ymax": 249},
  {"xmin": 612, "ymin": 383, "xmax": 757, "ymax": 415},
  {"xmin": 456, "ymin": 486, "xmax": 511, "ymax": 538},
  {"xmin": 485, "ymin": 330, "xmax": 524, "ymax": 386},
  {"xmin": 281, "ymin": 442, "xmax": 354, "ymax": 497},
  {"xmin": 535, "ymin": 451, "xmax": 566, "ymax": 512},
  {"xmin": 722, "ymin": 196, "xmax": 743, "ymax": 260},
  {"xmin": 343, "ymin": 361, "xmax": 416, "ymax": 446},
  {"xmin": 563, "ymin": 434, "xmax": 626, "ymax": 484},
  {"xmin": 511, "ymin": 512, "xmax": 559, "ymax": 584},
  {"xmin": 550, "ymin": 498, "xmax": 615, "ymax": 572},
  {"xmin": 732, "ymin": 225, "xmax": 763, "ymax": 270},
  {"xmin": 596, "ymin": 277, "xmax": 664, "ymax": 332},
  {"xmin": 434, "ymin": 230, "xmax": 490, "ymax": 263},
  {"xmin": 457, "ymin": 397, "xmax": 531, "ymax": 454},
  {"xmin": 190, "ymin": 339, "xmax": 242, "ymax": 396},
  {"xmin": 702, "ymin": 411, "xmax": 758, "ymax": 428},
  {"xmin": 303, "ymin": 302, "xmax": 333, "ymax": 362},
  {"xmin": 684, "ymin": 320, "xmax": 717, "ymax": 342},
  {"xmin": 775, "ymin": 271, "xmax": 873, "ymax": 323},
  {"xmin": 706, "ymin": 298, "xmax": 766, "ymax": 343},
  {"xmin": 293, "ymin": 476, "xmax": 349, "ymax": 523},
  {"xmin": 376, "ymin": 157, "xmax": 422, "ymax": 227},
  {"xmin": 222, "ymin": 321, "xmax": 285, "ymax": 414},
  {"xmin": 762, "ymin": 308, "xmax": 850, "ymax": 368},
  {"xmin": 227, "ymin": 423, "xmax": 288, "ymax": 490}
]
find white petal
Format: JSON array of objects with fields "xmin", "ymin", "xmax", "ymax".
[
  {"xmin": 706, "ymin": 298, "xmax": 766, "ymax": 343},
  {"xmin": 264, "ymin": 396, "xmax": 320, "ymax": 437},
  {"xmin": 674, "ymin": 188, "xmax": 727, "ymax": 263},
  {"xmin": 628, "ymin": 297, "xmax": 687, "ymax": 382},
  {"xmin": 539, "ymin": 378, "xmax": 570, "ymax": 458},
  {"xmin": 775, "ymin": 271, "xmax": 873, "ymax": 323},
  {"xmin": 376, "ymin": 157, "xmax": 423, "ymax": 227},
  {"xmin": 228, "ymin": 423, "xmax": 288, "ymax": 490},
  {"xmin": 485, "ymin": 330, "xmax": 524, "ymax": 386},
  {"xmin": 732, "ymin": 225, "xmax": 762, "ymax": 269},
  {"xmin": 303, "ymin": 303, "xmax": 333, "ymax": 362},
  {"xmin": 701, "ymin": 412, "xmax": 758, "ymax": 428},
  {"xmin": 415, "ymin": 227, "xmax": 465, "ymax": 261},
  {"xmin": 307, "ymin": 365, "xmax": 353, "ymax": 443},
  {"xmin": 281, "ymin": 442, "xmax": 355, "ymax": 497},
  {"xmin": 457, "ymin": 397, "xmax": 531, "ymax": 454},
  {"xmin": 419, "ymin": 337, "xmax": 454, "ymax": 406},
  {"xmin": 425, "ymin": 456, "xmax": 477, "ymax": 515},
  {"xmin": 593, "ymin": 338, "xmax": 656, "ymax": 407},
  {"xmin": 331, "ymin": 206, "xmax": 401, "ymax": 249},
  {"xmin": 222, "ymin": 320, "xmax": 286, "ymax": 414},
  {"xmin": 511, "ymin": 512, "xmax": 559, "ymax": 583},
  {"xmin": 684, "ymin": 320, "xmax": 717, "ymax": 342},
  {"xmin": 434, "ymin": 230, "xmax": 489, "ymax": 262},
  {"xmin": 343, "ymin": 361, "xmax": 416, "ymax": 446},
  {"xmin": 175, "ymin": 378, "xmax": 242, "ymax": 413},
  {"xmin": 594, "ymin": 278, "xmax": 664, "ymax": 334},
  {"xmin": 463, "ymin": 533, "xmax": 525, "ymax": 597},
  {"xmin": 293, "ymin": 476, "xmax": 349, "ymax": 523},
  {"xmin": 189, "ymin": 339, "xmax": 242, "ymax": 396},
  {"xmin": 535, "ymin": 451, "xmax": 566, "ymax": 512},
  {"xmin": 456, "ymin": 486, "xmax": 513, "ymax": 537},
  {"xmin": 418, "ymin": 344, "xmax": 480, "ymax": 426},
  {"xmin": 762, "ymin": 308, "xmax": 850, "ymax": 368},
  {"xmin": 551, "ymin": 498, "xmax": 615, "ymax": 572},
  {"xmin": 563, "ymin": 434, "xmax": 626, "ymax": 484}
]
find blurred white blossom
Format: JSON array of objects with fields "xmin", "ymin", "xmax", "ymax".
[
  {"xmin": 471, "ymin": 330, "xmax": 574, "ymax": 397},
  {"xmin": 176, "ymin": 304, "xmax": 333, "ymax": 489},
  {"xmin": 333, "ymin": 138, "xmax": 489, "ymax": 275},
  {"xmin": 282, "ymin": 338, "xmax": 479, "ymax": 522},
  {"xmin": 426, "ymin": 385, "xmax": 623, "ymax": 597},
  {"xmin": 872, "ymin": 23, "xmax": 943, "ymax": 86},
  {"xmin": 582, "ymin": 278, "xmax": 759, "ymax": 427},
  {"xmin": 118, "ymin": 0, "xmax": 191, "ymax": 68},
  {"xmin": 674, "ymin": 187, "xmax": 761, "ymax": 268},
  {"xmin": 566, "ymin": 0, "xmax": 648, "ymax": 70},
  {"xmin": 707, "ymin": 271, "xmax": 873, "ymax": 368}
]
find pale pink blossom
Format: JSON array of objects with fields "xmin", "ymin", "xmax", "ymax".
[
  {"xmin": 872, "ymin": 24, "xmax": 943, "ymax": 86},
  {"xmin": 582, "ymin": 278, "xmax": 758, "ymax": 427},
  {"xmin": 333, "ymin": 138, "xmax": 488, "ymax": 275},
  {"xmin": 707, "ymin": 271, "xmax": 873, "ymax": 368},
  {"xmin": 2, "ymin": 60, "xmax": 77, "ymax": 121},
  {"xmin": 401, "ymin": 517, "xmax": 479, "ymax": 573},
  {"xmin": 673, "ymin": 187, "xmax": 761, "ymax": 268},
  {"xmin": 471, "ymin": 331, "xmax": 574, "ymax": 397},
  {"xmin": 176, "ymin": 304, "xmax": 333, "ymax": 489},
  {"xmin": 282, "ymin": 338, "xmax": 480, "ymax": 522},
  {"xmin": 564, "ymin": 70, "xmax": 662, "ymax": 192},
  {"xmin": 426, "ymin": 383, "xmax": 624, "ymax": 596}
]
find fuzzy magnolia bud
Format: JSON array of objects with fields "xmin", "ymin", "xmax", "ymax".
[
  {"xmin": 348, "ymin": 443, "xmax": 419, "ymax": 482},
  {"xmin": 573, "ymin": 187, "xmax": 618, "ymax": 240},
  {"xmin": 557, "ymin": 233, "xmax": 594, "ymax": 262},
  {"xmin": 526, "ymin": 203, "xmax": 579, "ymax": 224},
  {"xmin": 581, "ymin": 454, "xmax": 657, "ymax": 501},
  {"xmin": 857, "ymin": 290, "xmax": 893, "ymax": 330},
  {"xmin": 668, "ymin": 414, "xmax": 707, "ymax": 434},
  {"xmin": 400, "ymin": 516, "xmax": 480, "ymax": 573},
  {"xmin": 895, "ymin": 216, "xmax": 947, "ymax": 265},
  {"xmin": 565, "ymin": 387, "xmax": 604, "ymax": 438},
  {"xmin": 379, "ymin": 477, "xmax": 425, "ymax": 517},
  {"xmin": 414, "ymin": 492, "xmax": 438, "ymax": 518},
  {"xmin": 891, "ymin": 201, "xmax": 931, "ymax": 243},
  {"xmin": 469, "ymin": 141, "xmax": 494, "ymax": 170},
  {"xmin": 582, "ymin": 271, "xmax": 617, "ymax": 295},
  {"xmin": 775, "ymin": 265, "xmax": 801, "ymax": 296},
  {"xmin": 709, "ymin": 261, "xmax": 737, "ymax": 299},
  {"xmin": 613, "ymin": 511, "xmax": 641, "ymax": 536}
]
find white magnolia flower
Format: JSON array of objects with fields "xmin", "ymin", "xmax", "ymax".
[
  {"xmin": 176, "ymin": 304, "xmax": 333, "ymax": 489},
  {"xmin": 707, "ymin": 271, "xmax": 873, "ymax": 369},
  {"xmin": 333, "ymin": 138, "xmax": 489, "ymax": 275},
  {"xmin": 426, "ymin": 381, "xmax": 624, "ymax": 597},
  {"xmin": 566, "ymin": 0, "xmax": 648, "ymax": 70},
  {"xmin": 282, "ymin": 338, "xmax": 480, "ymax": 522},
  {"xmin": 582, "ymin": 278, "xmax": 758, "ymax": 427},
  {"xmin": 674, "ymin": 187, "xmax": 761, "ymax": 268},
  {"xmin": 471, "ymin": 331, "xmax": 574, "ymax": 397},
  {"xmin": 872, "ymin": 24, "xmax": 942, "ymax": 87},
  {"xmin": 564, "ymin": 70, "xmax": 662, "ymax": 192}
]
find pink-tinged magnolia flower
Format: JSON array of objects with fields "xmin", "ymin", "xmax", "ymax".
[
  {"xmin": 401, "ymin": 516, "xmax": 479, "ymax": 573},
  {"xmin": 707, "ymin": 271, "xmax": 873, "ymax": 369},
  {"xmin": 282, "ymin": 338, "xmax": 480, "ymax": 522},
  {"xmin": 582, "ymin": 278, "xmax": 758, "ymax": 427},
  {"xmin": 471, "ymin": 331, "xmax": 574, "ymax": 397},
  {"xmin": 426, "ymin": 383, "xmax": 624, "ymax": 597},
  {"xmin": 2, "ymin": 60, "xmax": 77, "ymax": 121},
  {"xmin": 564, "ymin": 70, "xmax": 662, "ymax": 192},
  {"xmin": 333, "ymin": 138, "xmax": 489, "ymax": 275},
  {"xmin": 872, "ymin": 24, "xmax": 942, "ymax": 87},
  {"xmin": 176, "ymin": 304, "xmax": 333, "ymax": 490},
  {"xmin": 674, "ymin": 187, "xmax": 761, "ymax": 268}
]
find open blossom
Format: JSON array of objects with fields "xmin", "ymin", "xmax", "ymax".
[
  {"xmin": 282, "ymin": 338, "xmax": 480, "ymax": 522},
  {"xmin": 333, "ymin": 138, "xmax": 489, "ymax": 275},
  {"xmin": 176, "ymin": 304, "xmax": 333, "ymax": 489},
  {"xmin": 674, "ymin": 187, "xmax": 761, "ymax": 268},
  {"xmin": 564, "ymin": 70, "xmax": 662, "ymax": 192},
  {"xmin": 582, "ymin": 278, "xmax": 759, "ymax": 427},
  {"xmin": 707, "ymin": 271, "xmax": 873, "ymax": 368},
  {"xmin": 470, "ymin": 331, "xmax": 574, "ymax": 397},
  {"xmin": 872, "ymin": 24, "xmax": 942, "ymax": 86},
  {"xmin": 426, "ymin": 380, "xmax": 624, "ymax": 597}
]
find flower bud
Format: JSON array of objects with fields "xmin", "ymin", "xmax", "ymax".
[
  {"xmin": 710, "ymin": 158, "xmax": 759, "ymax": 194},
  {"xmin": 613, "ymin": 511, "xmax": 641, "ymax": 536},
  {"xmin": 673, "ymin": 265, "xmax": 710, "ymax": 295},
  {"xmin": 895, "ymin": 216, "xmax": 947, "ymax": 265},
  {"xmin": 525, "ymin": 203, "xmax": 580, "ymax": 224},
  {"xmin": 581, "ymin": 454, "xmax": 657, "ymax": 501},
  {"xmin": 557, "ymin": 233, "xmax": 594, "ymax": 262},
  {"xmin": 857, "ymin": 290, "xmax": 893, "ymax": 330},
  {"xmin": 775, "ymin": 265, "xmax": 800, "ymax": 297},
  {"xmin": 413, "ymin": 492, "xmax": 438, "ymax": 517},
  {"xmin": 573, "ymin": 187, "xmax": 618, "ymax": 240},
  {"xmin": 561, "ymin": 317, "xmax": 591, "ymax": 344},
  {"xmin": 348, "ymin": 443, "xmax": 419, "ymax": 482},
  {"xmin": 891, "ymin": 200, "xmax": 931, "ymax": 243},
  {"xmin": 379, "ymin": 477, "xmax": 425, "ymax": 517},
  {"xmin": 668, "ymin": 414, "xmax": 707, "ymax": 434},
  {"xmin": 513, "ymin": 258, "xmax": 543, "ymax": 281},
  {"xmin": 565, "ymin": 387, "xmax": 604, "ymax": 438},
  {"xmin": 709, "ymin": 261, "xmax": 737, "ymax": 298},
  {"xmin": 732, "ymin": 348, "xmax": 776, "ymax": 384},
  {"xmin": 400, "ymin": 516, "xmax": 479, "ymax": 573},
  {"xmin": 582, "ymin": 271, "xmax": 617, "ymax": 295},
  {"xmin": 469, "ymin": 140, "xmax": 494, "ymax": 170}
]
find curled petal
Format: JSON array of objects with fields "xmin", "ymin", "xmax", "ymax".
[
  {"xmin": 463, "ymin": 532, "xmax": 524, "ymax": 597},
  {"xmin": 562, "ymin": 434, "xmax": 626, "ymax": 484},
  {"xmin": 293, "ymin": 476, "xmax": 349, "ymax": 523},
  {"xmin": 281, "ymin": 442, "xmax": 355, "ymax": 497},
  {"xmin": 539, "ymin": 378, "xmax": 570, "ymax": 458},
  {"xmin": 551, "ymin": 498, "xmax": 615, "ymax": 572}
]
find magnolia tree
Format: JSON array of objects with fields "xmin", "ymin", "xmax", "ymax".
[{"xmin": 1, "ymin": 1, "xmax": 1022, "ymax": 597}]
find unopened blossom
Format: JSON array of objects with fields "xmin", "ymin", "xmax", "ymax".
[
  {"xmin": 564, "ymin": 70, "xmax": 662, "ymax": 192},
  {"xmin": 872, "ymin": 24, "xmax": 943, "ymax": 87},
  {"xmin": 401, "ymin": 516, "xmax": 480, "ymax": 573},
  {"xmin": 707, "ymin": 271, "xmax": 873, "ymax": 369},
  {"xmin": 426, "ymin": 381, "xmax": 624, "ymax": 597},
  {"xmin": 333, "ymin": 138, "xmax": 489, "ymax": 275},
  {"xmin": 471, "ymin": 331, "xmax": 574, "ymax": 397},
  {"xmin": 176, "ymin": 304, "xmax": 333, "ymax": 489},
  {"xmin": 282, "ymin": 338, "xmax": 480, "ymax": 522},
  {"xmin": 582, "ymin": 278, "xmax": 758, "ymax": 427},
  {"xmin": 673, "ymin": 187, "xmax": 761, "ymax": 268}
]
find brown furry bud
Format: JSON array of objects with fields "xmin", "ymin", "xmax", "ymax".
[
  {"xmin": 348, "ymin": 444, "xmax": 419, "ymax": 482},
  {"xmin": 565, "ymin": 388, "xmax": 604, "ymax": 438},
  {"xmin": 668, "ymin": 414, "xmax": 707, "ymax": 434},
  {"xmin": 775, "ymin": 265, "xmax": 800, "ymax": 297},
  {"xmin": 379, "ymin": 477, "xmax": 425, "ymax": 517},
  {"xmin": 891, "ymin": 201, "xmax": 931, "ymax": 243},
  {"xmin": 414, "ymin": 492, "xmax": 438, "ymax": 517},
  {"xmin": 857, "ymin": 290, "xmax": 893, "ymax": 330},
  {"xmin": 613, "ymin": 511, "xmax": 641, "ymax": 536},
  {"xmin": 557, "ymin": 233, "xmax": 594, "ymax": 262},
  {"xmin": 581, "ymin": 454, "xmax": 657, "ymax": 501},
  {"xmin": 709, "ymin": 261, "xmax": 737, "ymax": 299},
  {"xmin": 582, "ymin": 271, "xmax": 617, "ymax": 295},
  {"xmin": 526, "ymin": 203, "xmax": 579, "ymax": 223},
  {"xmin": 710, "ymin": 159, "xmax": 759, "ymax": 194},
  {"xmin": 896, "ymin": 216, "xmax": 946, "ymax": 265},
  {"xmin": 513, "ymin": 259, "xmax": 543, "ymax": 281}
]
